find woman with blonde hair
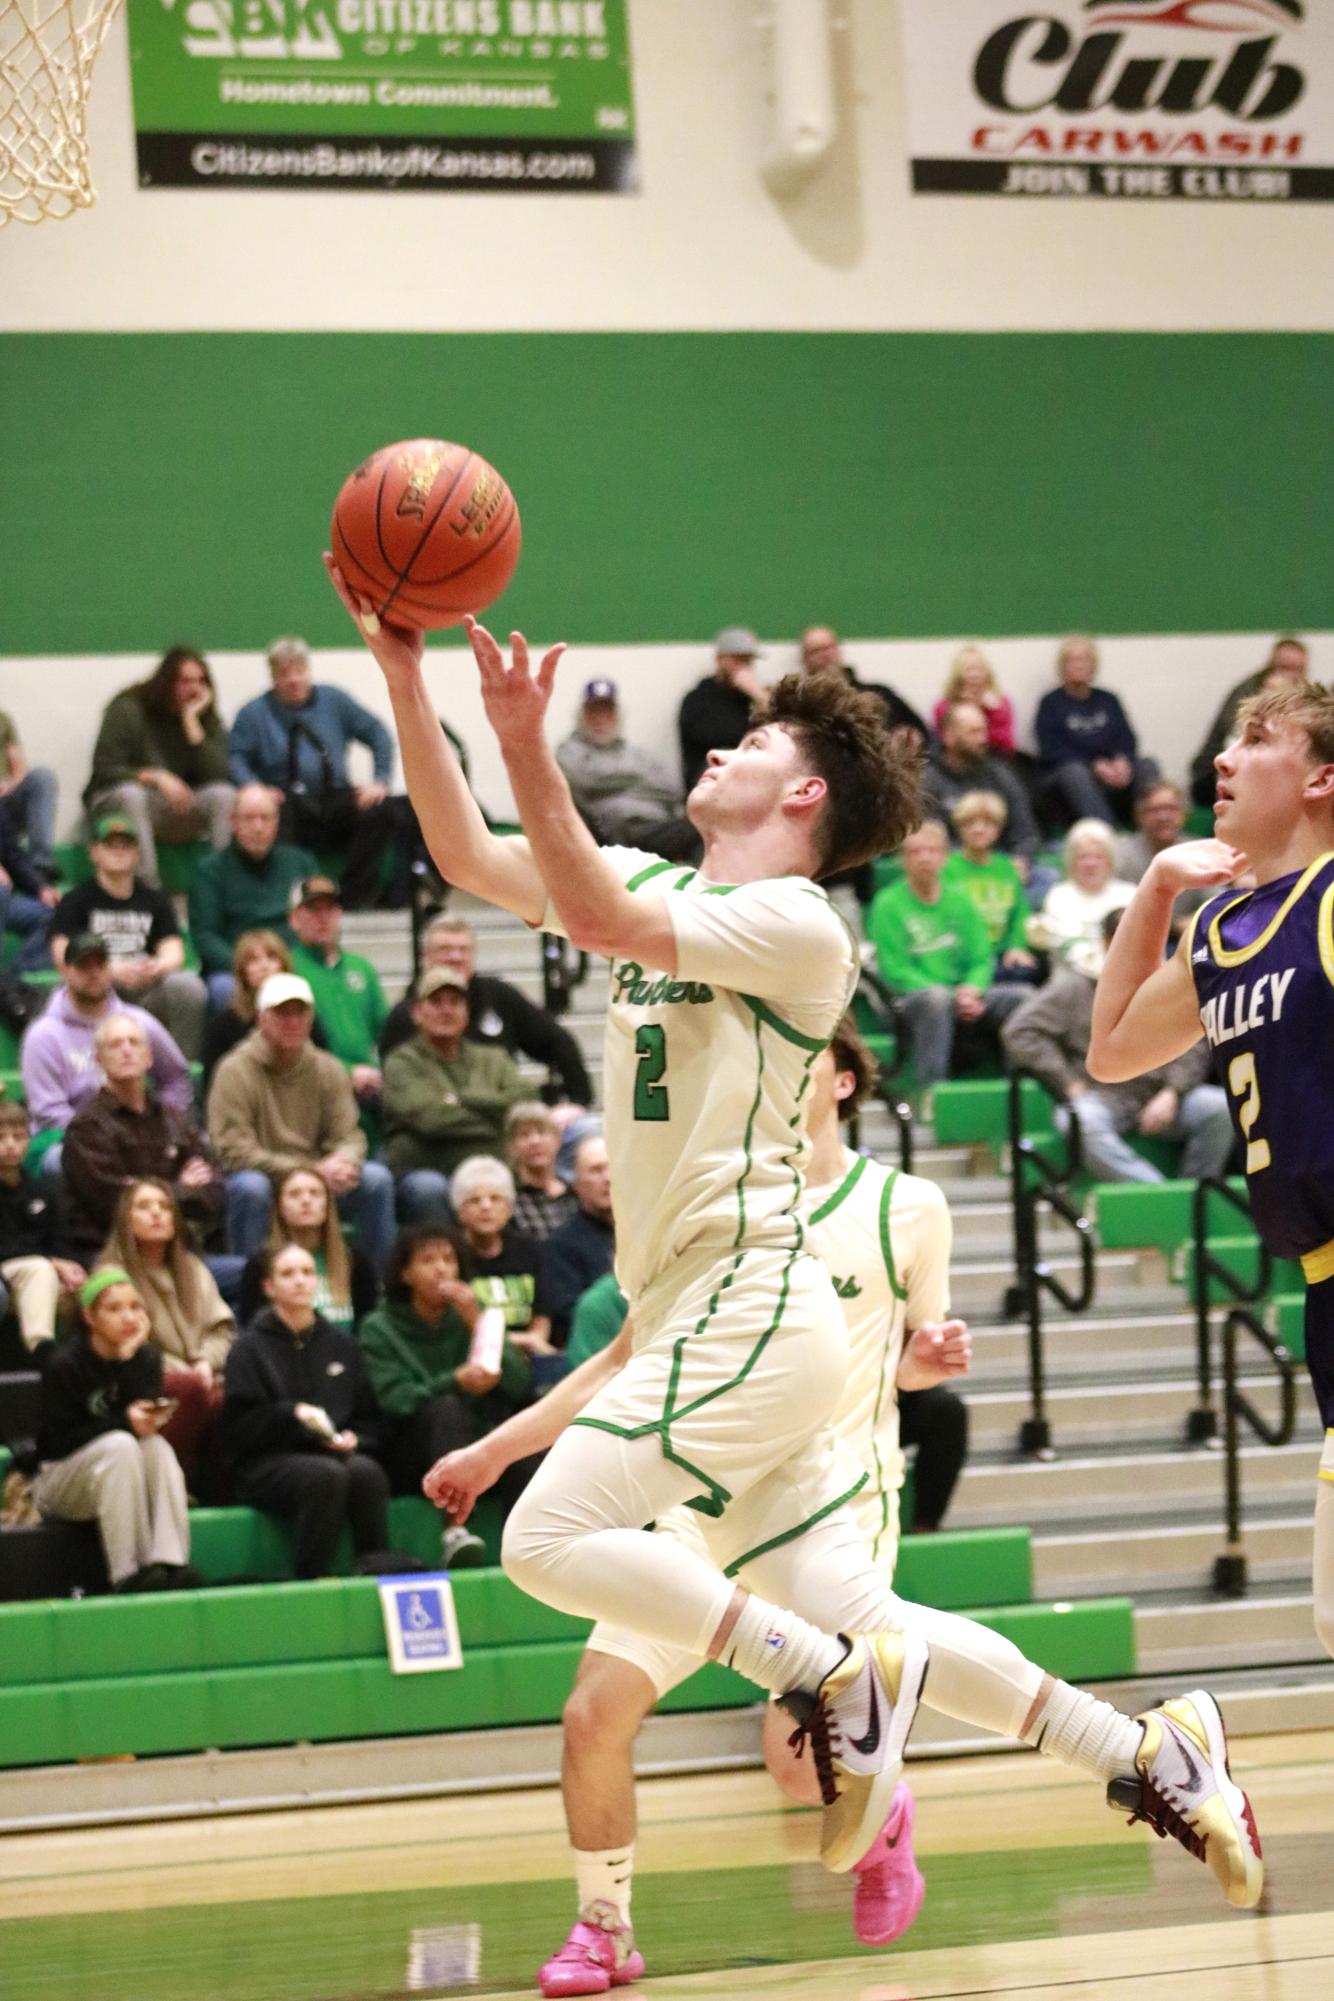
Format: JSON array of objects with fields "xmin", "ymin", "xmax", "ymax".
[
  {"xmin": 102, "ymin": 1176, "xmax": 236, "ymax": 1495},
  {"xmin": 237, "ymin": 1164, "xmax": 378, "ymax": 1330},
  {"xmin": 200, "ymin": 928, "xmax": 293, "ymax": 1086},
  {"xmin": 933, "ymin": 645, "xmax": 1016, "ymax": 757}
]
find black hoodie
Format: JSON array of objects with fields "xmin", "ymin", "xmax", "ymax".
[{"xmin": 221, "ymin": 1308, "xmax": 387, "ymax": 1467}]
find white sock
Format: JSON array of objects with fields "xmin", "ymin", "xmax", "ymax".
[
  {"xmin": 574, "ymin": 1844, "xmax": 635, "ymax": 1929},
  {"xmin": 1023, "ymin": 1682, "xmax": 1143, "ymax": 1781},
  {"xmin": 720, "ymin": 1597, "xmax": 846, "ymax": 1698}
]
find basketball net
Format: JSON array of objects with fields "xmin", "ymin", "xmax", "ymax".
[{"xmin": 0, "ymin": 0, "xmax": 123, "ymax": 225}]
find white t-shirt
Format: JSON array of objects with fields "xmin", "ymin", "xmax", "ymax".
[
  {"xmin": 544, "ymin": 850, "xmax": 857, "ymax": 1302},
  {"xmin": 806, "ymin": 1146, "xmax": 952, "ymax": 1562}
]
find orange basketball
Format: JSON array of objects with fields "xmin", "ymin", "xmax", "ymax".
[{"xmin": 330, "ymin": 438, "xmax": 521, "ymax": 631}]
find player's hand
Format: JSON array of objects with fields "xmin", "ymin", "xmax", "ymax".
[
  {"xmin": 455, "ymin": 1361, "xmax": 501, "ymax": 1397},
  {"xmin": 1146, "ymin": 839, "xmax": 1248, "ymax": 901},
  {"xmin": 423, "ymin": 1437, "xmax": 504, "ymax": 1520},
  {"xmin": 323, "ymin": 553, "xmax": 425, "ymax": 678},
  {"xmin": 465, "ymin": 617, "xmax": 566, "ymax": 750},
  {"xmin": 898, "ymin": 1319, "xmax": 972, "ymax": 1389}
]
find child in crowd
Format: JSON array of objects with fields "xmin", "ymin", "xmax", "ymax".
[
  {"xmin": 222, "ymin": 1242, "xmax": 390, "ymax": 1579},
  {"xmin": 450, "ymin": 1155, "xmax": 555, "ymax": 1357},
  {"xmin": 103, "ymin": 1177, "xmax": 235, "ymax": 1497},
  {"xmin": 945, "ymin": 791, "xmax": 1038, "ymax": 983},
  {"xmin": 33, "ymin": 1266, "xmax": 199, "ymax": 1592},
  {"xmin": 360, "ymin": 1224, "xmax": 537, "ymax": 1566},
  {"xmin": 506, "ymin": 1101, "xmax": 578, "ymax": 1242},
  {"xmin": 237, "ymin": 1164, "xmax": 378, "ymax": 1331},
  {"xmin": 0, "ymin": 1098, "xmax": 84, "ymax": 1359}
]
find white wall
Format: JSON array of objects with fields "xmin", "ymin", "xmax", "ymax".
[
  {"xmin": 8, "ymin": 629, "xmax": 1330, "ymax": 842},
  {"xmin": 4, "ymin": 0, "xmax": 1332, "ymax": 334}
]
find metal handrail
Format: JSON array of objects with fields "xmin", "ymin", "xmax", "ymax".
[
  {"xmin": 1213, "ymin": 1306, "xmax": 1298, "ymax": 1597},
  {"xmin": 1189, "ymin": 1176, "xmax": 1271, "ymax": 1443},
  {"xmin": 1007, "ymin": 1068, "xmax": 1097, "ymax": 1458}
]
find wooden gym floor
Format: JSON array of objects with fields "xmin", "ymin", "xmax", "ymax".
[{"xmin": 1, "ymin": 1728, "xmax": 1331, "ymax": 1999}]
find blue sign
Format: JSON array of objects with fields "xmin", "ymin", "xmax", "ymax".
[{"xmin": 377, "ymin": 1573, "xmax": 463, "ymax": 1675}]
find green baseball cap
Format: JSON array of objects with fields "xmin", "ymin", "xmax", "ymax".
[{"xmin": 93, "ymin": 813, "xmax": 139, "ymax": 843}]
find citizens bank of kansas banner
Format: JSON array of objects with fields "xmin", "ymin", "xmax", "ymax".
[
  {"xmin": 127, "ymin": 0, "xmax": 636, "ymax": 193},
  {"xmin": 899, "ymin": 0, "xmax": 1334, "ymax": 202}
]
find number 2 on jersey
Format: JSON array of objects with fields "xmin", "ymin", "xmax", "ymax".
[
  {"xmin": 633, "ymin": 1024, "xmax": 669, "ymax": 1121},
  {"xmin": 1227, "ymin": 1050, "xmax": 1272, "ymax": 1174}
]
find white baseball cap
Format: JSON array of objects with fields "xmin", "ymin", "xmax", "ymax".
[{"xmin": 256, "ymin": 973, "xmax": 315, "ymax": 1012}]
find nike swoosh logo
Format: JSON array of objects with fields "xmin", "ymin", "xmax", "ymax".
[
  {"xmin": 1170, "ymin": 1731, "xmax": 1204, "ymax": 1791},
  {"xmin": 849, "ymin": 1677, "xmax": 882, "ymax": 1758}
]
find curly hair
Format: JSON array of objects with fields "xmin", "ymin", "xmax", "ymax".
[{"xmin": 756, "ymin": 672, "xmax": 923, "ymax": 877}]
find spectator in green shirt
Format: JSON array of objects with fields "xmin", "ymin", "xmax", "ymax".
[
  {"xmin": 945, "ymin": 789, "xmax": 1038, "ymax": 983},
  {"xmin": 287, "ymin": 874, "xmax": 387, "ymax": 1109},
  {"xmin": 565, "ymin": 1270, "xmax": 629, "ymax": 1371},
  {"xmin": 866, "ymin": 819, "xmax": 1026, "ymax": 1091},
  {"xmin": 187, "ymin": 786, "xmax": 316, "ymax": 998}
]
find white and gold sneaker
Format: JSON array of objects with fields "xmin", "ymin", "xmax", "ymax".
[
  {"xmin": 787, "ymin": 1629, "xmax": 930, "ymax": 1875},
  {"xmin": 1108, "ymin": 1690, "xmax": 1263, "ymax": 1910}
]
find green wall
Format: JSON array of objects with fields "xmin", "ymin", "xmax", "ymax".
[{"xmin": 2, "ymin": 332, "xmax": 1330, "ymax": 654}]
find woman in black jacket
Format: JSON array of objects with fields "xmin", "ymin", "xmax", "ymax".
[{"xmin": 222, "ymin": 1242, "xmax": 389, "ymax": 1578}]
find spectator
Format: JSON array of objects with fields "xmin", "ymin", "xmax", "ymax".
[
  {"xmin": 451, "ymin": 1156, "xmax": 553, "ymax": 1356},
  {"xmin": 222, "ymin": 1242, "xmax": 390, "ymax": 1579},
  {"xmin": 945, "ymin": 791, "xmax": 1037, "ymax": 979},
  {"xmin": 678, "ymin": 626, "xmax": 764, "ymax": 795},
  {"xmin": 21, "ymin": 937, "xmax": 192, "ymax": 1176},
  {"xmin": 1189, "ymin": 635, "xmax": 1310, "ymax": 809},
  {"xmin": 84, "ymin": 648, "xmax": 234, "ymax": 886},
  {"xmin": 33, "ymin": 1267, "xmax": 199, "ymax": 1592},
  {"xmin": 541, "ymin": 1134, "xmax": 615, "ymax": 1351},
  {"xmin": 506, "ymin": 1101, "xmax": 578, "ymax": 1242},
  {"xmin": 287, "ymin": 875, "xmax": 386, "ymax": 1105},
  {"xmin": 564, "ymin": 1269, "xmax": 628, "ymax": 1370},
  {"xmin": 865, "ymin": 821, "xmax": 1024, "ymax": 1093},
  {"xmin": 380, "ymin": 914, "xmax": 592, "ymax": 1108},
  {"xmin": 1034, "ymin": 635, "xmax": 1158, "ymax": 829},
  {"xmin": 1031, "ymin": 820, "xmax": 1135, "ymax": 980},
  {"xmin": 0, "ymin": 1099, "xmax": 83, "ymax": 1357},
  {"xmin": 229, "ymin": 636, "xmax": 407, "ymax": 909},
  {"xmin": 62, "ymin": 1013, "xmax": 224, "ymax": 1265},
  {"xmin": 556, "ymin": 679, "xmax": 690, "ymax": 852},
  {"xmin": 188, "ymin": 787, "xmax": 317, "ymax": 996},
  {"xmin": 360, "ymin": 1224, "xmax": 539, "ymax": 1561},
  {"xmin": 1115, "ymin": 782, "xmax": 1213, "ymax": 938},
  {"xmin": 0, "ymin": 791, "xmax": 58, "ymax": 970},
  {"xmin": 932, "ymin": 645, "xmax": 1017, "ymax": 757},
  {"xmin": 922, "ymin": 702, "xmax": 1040, "ymax": 866},
  {"xmin": 200, "ymin": 929, "xmax": 294, "ymax": 1088},
  {"xmin": 237, "ymin": 1164, "xmax": 378, "ymax": 1332},
  {"xmin": 207, "ymin": 971, "xmax": 395, "ymax": 1269},
  {"xmin": 0, "ymin": 705, "xmax": 57, "ymax": 880},
  {"xmin": 800, "ymin": 624, "xmax": 929, "ymax": 746},
  {"xmin": 1002, "ymin": 942, "xmax": 1234, "ymax": 1185},
  {"xmin": 48, "ymin": 812, "xmax": 207, "ymax": 1060},
  {"xmin": 102, "ymin": 1178, "xmax": 235, "ymax": 1499},
  {"xmin": 383, "ymin": 968, "xmax": 527, "ymax": 1216}
]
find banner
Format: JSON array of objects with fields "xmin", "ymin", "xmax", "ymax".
[
  {"xmin": 899, "ymin": 1, "xmax": 1334, "ymax": 202},
  {"xmin": 127, "ymin": 0, "xmax": 637, "ymax": 193}
]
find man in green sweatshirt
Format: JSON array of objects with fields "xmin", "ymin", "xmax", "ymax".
[
  {"xmin": 187, "ymin": 787, "xmax": 316, "ymax": 996},
  {"xmin": 866, "ymin": 820, "xmax": 1025, "ymax": 1090},
  {"xmin": 383, "ymin": 969, "xmax": 528, "ymax": 1218},
  {"xmin": 287, "ymin": 875, "xmax": 387, "ymax": 1106}
]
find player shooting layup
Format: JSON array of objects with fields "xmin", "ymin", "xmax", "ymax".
[
  {"xmin": 1092, "ymin": 677, "xmax": 1334, "ymax": 1666},
  {"xmin": 326, "ymin": 556, "xmax": 1263, "ymax": 1918}
]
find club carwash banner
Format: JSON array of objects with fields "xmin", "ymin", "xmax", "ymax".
[
  {"xmin": 127, "ymin": 0, "xmax": 636, "ymax": 193},
  {"xmin": 898, "ymin": 0, "xmax": 1334, "ymax": 202}
]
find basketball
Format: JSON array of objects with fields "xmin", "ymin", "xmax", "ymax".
[{"xmin": 330, "ymin": 438, "xmax": 521, "ymax": 630}]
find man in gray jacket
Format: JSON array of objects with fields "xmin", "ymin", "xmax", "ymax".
[
  {"xmin": 556, "ymin": 679, "xmax": 689, "ymax": 852},
  {"xmin": 1002, "ymin": 931, "xmax": 1233, "ymax": 1185}
]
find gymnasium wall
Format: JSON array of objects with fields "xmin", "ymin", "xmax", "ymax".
[{"xmin": 1, "ymin": 0, "xmax": 1330, "ymax": 829}]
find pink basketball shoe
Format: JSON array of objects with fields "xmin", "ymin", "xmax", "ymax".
[
  {"xmin": 538, "ymin": 1905, "xmax": 646, "ymax": 1997},
  {"xmin": 852, "ymin": 1781, "xmax": 925, "ymax": 1946}
]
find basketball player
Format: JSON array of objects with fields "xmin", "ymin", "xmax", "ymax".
[
  {"xmin": 326, "ymin": 559, "xmax": 1264, "ymax": 1914},
  {"xmin": 431, "ymin": 1018, "xmax": 962, "ymax": 1992},
  {"xmin": 1091, "ymin": 677, "xmax": 1334, "ymax": 1665}
]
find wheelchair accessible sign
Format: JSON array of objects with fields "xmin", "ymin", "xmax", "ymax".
[{"xmin": 378, "ymin": 1574, "xmax": 463, "ymax": 1675}]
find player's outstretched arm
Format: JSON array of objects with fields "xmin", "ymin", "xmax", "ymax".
[
  {"xmin": 466, "ymin": 618, "xmax": 680, "ymax": 971},
  {"xmin": 1088, "ymin": 840, "xmax": 1244, "ymax": 1083},
  {"xmin": 422, "ymin": 1319, "xmax": 635, "ymax": 1522},
  {"xmin": 324, "ymin": 556, "xmax": 547, "ymax": 923}
]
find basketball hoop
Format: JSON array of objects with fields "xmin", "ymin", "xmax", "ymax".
[{"xmin": 0, "ymin": 0, "xmax": 123, "ymax": 225}]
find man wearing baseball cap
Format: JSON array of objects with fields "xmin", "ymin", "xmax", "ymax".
[
  {"xmin": 555, "ymin": 679, "xmax": 689, "ymax": 855},
  {"xmin": 286, "ymin": 876, "xmax": 388, "ymax": 1104},
  {"xmin": 47, "ymin": 813, "xmax": 208, "ymax": 1060},
  {"xmin": 677, "ymin": 626, "xmax": 766, "ymax": 795},
  {"xmin": 383, "ymin": 965, "xmax": 527, "ymax": 1216},
  {"xmin": 207, "ymin": 971, "xmax": 395, "ymax": 1270}
]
